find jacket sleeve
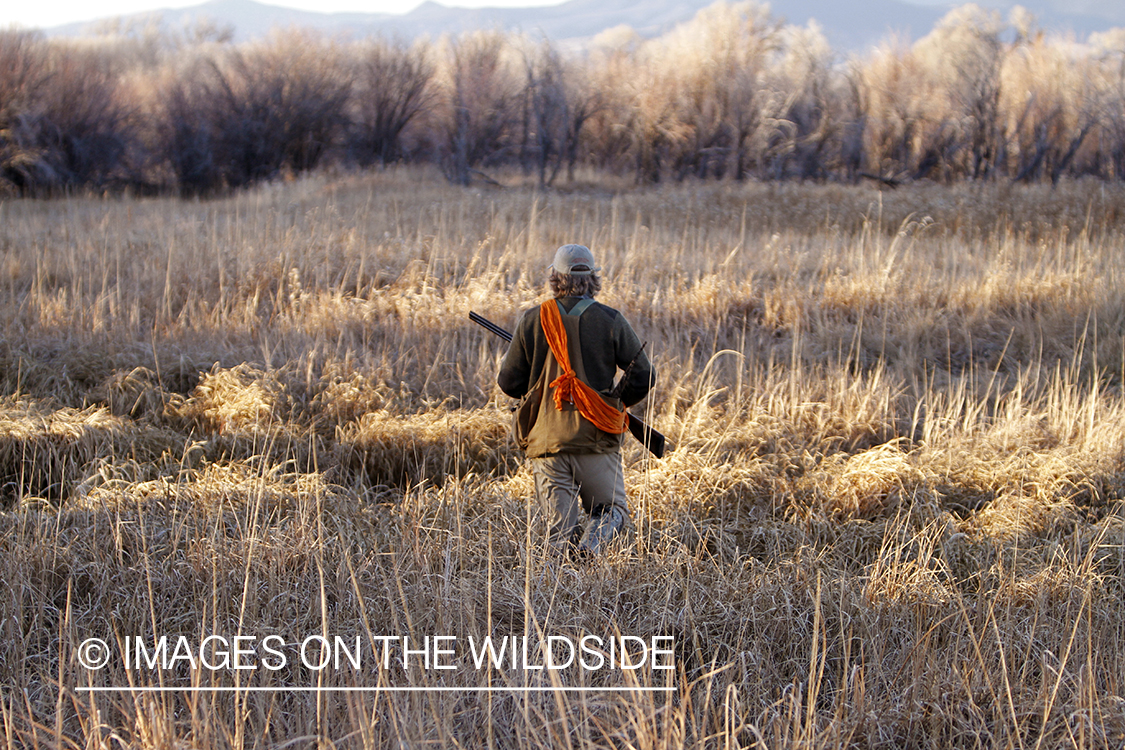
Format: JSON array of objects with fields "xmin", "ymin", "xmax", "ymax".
[
  {"xmin": 497, "ymin": 311, "xmax": 534, "ymax": 399},
  {"xmin": 614, "ymin": 316, "xmax": 655, "ymax": 408}
]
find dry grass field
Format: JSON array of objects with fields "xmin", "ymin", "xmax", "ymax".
[{"xmin": 2, "ymin": 169, "xmax": 1125, "ymax": 748}]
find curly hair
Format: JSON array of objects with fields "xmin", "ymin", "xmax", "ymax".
[{"xmin": 549, "ymin": 270, "xmax": 602, "ymax": 299}]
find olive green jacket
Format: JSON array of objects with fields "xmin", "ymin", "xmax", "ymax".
[{"xmin": 498, "ymin": 297, "xmax": 654, "ymax": 456}]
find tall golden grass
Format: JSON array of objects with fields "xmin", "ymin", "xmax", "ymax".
[{"xmin": 1, "ymin": 170, "xmax": 1125, "ymax": 748}]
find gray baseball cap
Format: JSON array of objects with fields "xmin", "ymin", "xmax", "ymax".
[{"xmin": 550, "ymin": 244, "xmax": 600, "ymax": 275}]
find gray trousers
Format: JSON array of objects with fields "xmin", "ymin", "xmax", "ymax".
[{"xmin": 531, "ymin": 452, "xmax": 630, "ymax": 548}]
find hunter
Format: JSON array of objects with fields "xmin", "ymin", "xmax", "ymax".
[{"xmin": 498, "ymin": 244, "xmax": 655, "ymax": 556}]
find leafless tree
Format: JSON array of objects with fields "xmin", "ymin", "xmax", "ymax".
[
  {"xmin": 522, "ymin": 39, "xmax": 597, "ymax": 187},
  {"xmin": 561, "ymin": 62, "xmax": 602, "ymax": 183},
  {"xmin": 164, "ymin": 30, "xmax": 350, "ymax": 193},
  {"xmin": 662, "ymin": 2, "xmax": 777, "ymax": 180},
  {"xmin": 762, "ymin": 22, "xmax": 838, "ymax": 180},
  {"xmin": 440, "ymin": 31, "xmax": 519, "ymax": 186},
  {"xmin": 582, "ymin": 29, "xmax": 645, "ymax": 177},
  {"xmin": 350, "ymin": 38, "xmax": 434, "ymax": 167},
  {"xmin": 855, "ymin": 40, "xmax": 930, "ymax": 180},
  {"xmin": 5, "ymin": 7, "xmax": 1125, "ymax": 192},
  {"xmin": 0, "ymin": 30, "xmax": 48, "ymax": 192},
  {"xmin": 33, "ymin": 43, "xmax": 134, "ymax": 191},
  {"xmin": 1086, "ymin": 29, "xmax": 1125, "ymax": 179},
  {"xmin": 916, "ymin": 6, "xmax": 1008, "ymax": 179},
  {"xmin": 163, "ymin": 61, "xmax": 218, "ymax": 194}
]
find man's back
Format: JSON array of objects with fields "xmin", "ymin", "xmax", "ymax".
[{"xmin": 498, "ymin": 298, "xmax": 653, "ymax": 407}]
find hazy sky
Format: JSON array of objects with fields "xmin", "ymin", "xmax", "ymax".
[{"xmin": 3, "ymin": 0, "xmax": 566, "ymax": 30}]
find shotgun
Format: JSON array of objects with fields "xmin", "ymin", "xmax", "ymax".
[{"xmin": 470, "ymin": 311, "xmax": 667, "ymax": 459}]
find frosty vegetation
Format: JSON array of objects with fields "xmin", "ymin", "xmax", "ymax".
[{"xmin": 3, "ymin": 2, "xmax": 1125, "ymax": 194}]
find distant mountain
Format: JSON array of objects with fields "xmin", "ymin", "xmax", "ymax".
[
  {"xmin": 950, "ymin": 0, "xmax": 1125, "ymax": 28},
  {"xmin": 44, "ymin": 0, "xmax": 1122, "ymax": 51},
  {"xmin": 48, "ymin": 0, "xmax": 395, "ymax": 39}
]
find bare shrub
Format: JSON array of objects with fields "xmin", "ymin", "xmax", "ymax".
[
  {"xmin": 438, "ymin": 31, "xmax": 520, "ymax": 185},
  {"xmin": 34, "ymin": 42, "xmax": 135, "ymax": 190},
  {"xmin": 513, "ymin": 39, "xmax": 603, "ymax": 186},
  {"xmin": 349, "ymin": 37, "xmax": 434, "ymax": 166},
  {"xmin": 1006, "ymin": 35, "xmax": 1099, "ymax": 183},
  {"xmin": 606, "ymin": 36, "xmax": 682, "ymax": 183},
  {"xmin": 583, "ymin": 28, "xmax": 647, "ymax": 177},
  {"xmin": 914, "ymin": 5, "xmax": 1008, "ymax": 179},
  {"xmin": 86, "ymin": 15, "xmax": 233, "ymax": 70},
  {"xmin": 0, "ymin": 30, "xmax": 48, "ymax": 193},
  {"xmin": 761, "ymin": 22, "xmax": 840, "ymax": 180},
  {"xmin": 855, "ymin": 39, "xmax": 931, "ymax": 180},
  {"xmin": 161, "ymin": 61, "xmax": 219, "ymax": 194},
  {"xmin": 0, "ymin": 33, "xmax": 135, "ymax": 193},
  {"xmin": 1087, "ymin": 29, "xmax": 1125, "ymax": 179},
  {"xmin": 521, "ymin": 40, "xmax": 570, "ymax": 186},
  {"xmin": 657, "ymin": 1, "xmax": 779, "ymax": 180},
  {"xmin": 10, "ymin": 6, "xmax": 1125, "ymax": 191},
  {"xmin": 163, "ymin": 30, "xmax": 350, "ymax": 193}
]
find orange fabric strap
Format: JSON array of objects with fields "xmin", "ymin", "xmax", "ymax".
[{"xmin": 540, "ymin": 300, "xmax": 627, "ymax": 434}]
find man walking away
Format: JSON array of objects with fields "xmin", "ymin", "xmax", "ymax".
[{"xmin": 498, "ymin": 244, "xmax": 655, "ymax": 556}]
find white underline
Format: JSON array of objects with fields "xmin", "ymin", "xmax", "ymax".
[{"xmin": 77, "ymin": 686, "xmax": 675, "ymax": 693}]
